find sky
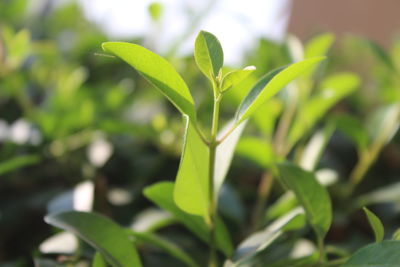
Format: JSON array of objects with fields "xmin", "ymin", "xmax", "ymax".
[{"xmin": 77, "ymin": 0, "xmax": 292, "ymax": 66}]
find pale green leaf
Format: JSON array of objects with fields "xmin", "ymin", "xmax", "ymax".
[
  {"xmin": 305, "ymin": 33, "xmax": 335, "ymax": 59},
  {"xmin": 194, "ymin": 30, "xmax": 223, "ymax": 79},
  {"xmin": 45, "ymin": 211, "xmax": 142, "ymax": 267},
  {"xmin": 173, "ymin": 116, "xmax": 209, "ymax": 216},
  {"xmin": 221, "ymin": 66, "xmax": 256, "ymax": 92},
  {"xmin": 144, "ymin": 182, "xmax": 233, "ymax": 256},
  {"xmin": 102, "ymin": 42, "xmax": 196, "ymax": 121},
  {"xmin": 342, "ymin": 240, "xmax": 400, "ymax": 266},
  {"xmin": 277, "ymin": 163, "xmax": 332, "ymax": 243},
  {"xmin": 148, "ymin": 2, "xmax": 163, "ymax": 22},
  {"xmin": 366, "ymin": 104, "xmax": 400, "ymax": 145},
  {"xmin": 128, "ymin": 230, "xmax": 199, "ymax": 267},
  {"xmin": 235, "ymin": 57, "xmax": 326, "ymax": 125},
  {"xmin": 363, "ymin": 207, "xmax": 384, "ymax": 242}
]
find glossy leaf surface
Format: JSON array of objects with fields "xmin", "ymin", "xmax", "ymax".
[
  {"xmin": 235, "ymin": 57, "xmax": 325, "ymax": 124},
  {"xmin": 194, "ymin": 30, "xmax": 223, "ymax": 79},
  {"xmin": 102, "ymin": 42, "xmax": 196, "ymax": 120},
  {"xmin": 173, "ymin": 116, "xmax": 209, "ymax": 216},
  {"xmin": 45, "ymin": 211, "xmax": 142, "ymax": 267}
]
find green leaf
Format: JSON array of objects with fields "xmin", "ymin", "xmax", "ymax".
[
  {"xmin": 144, "ymin": 182, "xmax": 233, "ymax": 256},
  {"xmin": 235, "ymin": 57, "xmax": 326, "ymax": 125},
  {"xmin": 148, "ymin": 2, "xmax": 163, "ymax": 22},
  {"xmin": 277, "ymin": 163, "xmax": 332, "ymax": 243},
  {"xmin": 305, "ymin": 33, "xmax": 335, "ymax": 59},
  {"xmin": 342, "ymin": 240, "xmax": 400, "ymax": 266},
  {"xmin": 102, "ymin": 42, "xmax": 196, "ymax": 121},
  {"xmin": 288, "ymin": 72, "xmax": 359, "ymax": 146},
  {"xmin": 236, "ymin": 136, "xmax": 274, "ymax": 168},
  {"xmin": 92, "ymin": 253, "xmax": 107, "ymax": 267},
  {"xmin": 229, "ymin": 208, "xmax": 306, "ymax": 266},
  {"xmin": 0, "ymin": 154, "xmax": 40, "ymax": 176},
  {"xmin": 221, "ymin": 66, "xmax": 256, "ymax": 92},
  {"xmin": 173, "ymin": 116, "xmax": 209, "ymax": 216},
  {"xmin": 334, "ymin": 114, "xmax": 368, "ymax": 152},
  {"xmin": 363, "ymin": 207, "xmax": 384, "ymax": 242},
  {"xmin": 366, "ymin": 104, "xmax": 400, "ymax": 145},
  {"xmin": 194, "ymin": 30, "xmax": 224, "ymax": 79},
  {"xmin": 128, "ymin": 230, "xmax": 199, "ymax": 267},
  {"xmin": 44, "ymin": 211, "xmax": 142, "ymax": 267},
  {"xmin": 392, "ymin": 228, "xmax": 400, "ymax": 241}
]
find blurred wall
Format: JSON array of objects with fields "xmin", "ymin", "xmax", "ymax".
[{"xmin": 289, "ymin": 0, "xmax": 400, "ymax": 45}]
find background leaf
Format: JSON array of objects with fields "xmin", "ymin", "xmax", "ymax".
[
  {"xmin": 342, "ymin": 240, "xmax": 400, "ymax": 266},
  {"xmin": 363, "ymin": 207, "xmax": 384, "ymax": 242},
  {"xmin": 102, "ymin": 42, "xmax": 196, "ymax": 121},
  {"xmin": 277, "ymin": 163, "xmax": 332, "ymax": 243},
  {"xmin": 194, "ymin": 30, "xmax": 223, "ymax": 79},
  {"xmin": 128, "ymin": 230, "xmax": 199, "ymax": 267},
  {"xmin": 45, "ymin": 211, "xmax": 142, "ymax": 267}
]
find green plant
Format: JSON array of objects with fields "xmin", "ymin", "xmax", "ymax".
[{"xmin": 41, "ymin": 31, "xmax": 400, "ymax": 267}]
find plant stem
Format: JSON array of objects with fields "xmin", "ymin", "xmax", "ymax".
[
  {"xmin": 250, "ymin": 172, "xmax": 274, "ymax": 231},
  {"xmin": 208, "ymin": 94, "xmax": 221, "ymax": 267}
]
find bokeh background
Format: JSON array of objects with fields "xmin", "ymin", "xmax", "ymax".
[{"xmin": 1, "ymin": 0, "xmax": 400, "ymax": 266}]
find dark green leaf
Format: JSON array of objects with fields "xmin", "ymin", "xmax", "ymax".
[
  {"xmin": 102, "ymin": 42, "xmax": 196, "ymax": 121},
  {"xmin": 363, "ymin": 207, "xmax": 384, "ymax": 242},
  {"xmin": 45, "ymin": 211, "xmax": 142, "ymax": 267},
  {"xmin": 0, "ymin": 154, "xmax": 40, "ymax": 176},
  {"xmin": 128, "ymin": 230, "xmax": 199, "ymax": 267},
  {"xmin": 194, "ymin": 30, "xmax": 223, "ymax": 79},
  {"xmin": 277, "ymin": 163, "xmax": 332, "ymax": 243},
  {"xmin": 342, "ymin": 240, "xmax": 400, "ymax": 266}
]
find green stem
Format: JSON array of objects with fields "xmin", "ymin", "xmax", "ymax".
[{"xmin": 208, "ymin": 95, "xmax": 221, "ymax": 267}]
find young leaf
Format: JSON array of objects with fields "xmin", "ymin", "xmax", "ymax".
[
  {"xmin": 363, "ymin": 207, "xmax": 384, "ymax": 242},
  {"xmin": 0, "ymin": 154, "xmax": 40, "ymax": 176},
  {"xmin": 194, "ymin": 30, "xmax": 223, "ymax": 80},
  {"xmin": 342, "ymin": 240, "xmax": 400, "ymax": 266},
  {"xmin": 277, "ymin": 163, "xmax": 332, "ymax": 243},
  {"xmin": 229, "ymin": 208, "xmax": 305, "ymax": 265},
  {"xmin": 173, "ymin": 116, "xmax": 209, "ymax": 216},
  {"xmin": 102, "ymin": 42, "xmax": 196, "ymax": 121},
  {"xmin": 221, "ymin": 66, "xmax": 256, "ymax": 92},
  {"xmin": 235, "ymin": 57, "xmax": 326, "ymax": 125},
  {"xmin": 45, "ymin": 211, "xmax": 142, "ymax": 267},
  {"xmin": 144, "ymin": 182, "xmax": 233, "ymax": 256}
]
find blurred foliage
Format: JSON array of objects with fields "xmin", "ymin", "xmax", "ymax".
[{"xmin": 0, "ymin": 0, "xmax": 399, "ymax": 266}]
